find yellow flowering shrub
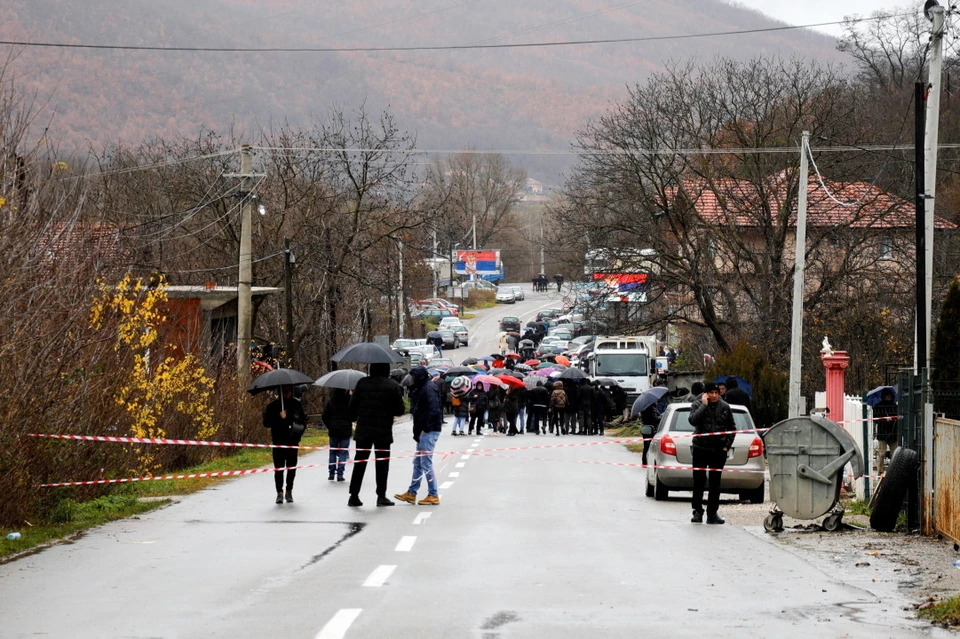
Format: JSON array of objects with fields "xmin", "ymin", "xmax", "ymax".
[{"xmin": 90, "ymin": 275, "xmax": 216, "ymax": 471}]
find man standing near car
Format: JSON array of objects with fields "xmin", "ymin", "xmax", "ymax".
[
  {"xmin": 395, "ymin": 366, "xmax": 443, "ymax": 506},
  {"xmin": 687, "ymin": 381, "xmax": 735, "ymax": 525}
]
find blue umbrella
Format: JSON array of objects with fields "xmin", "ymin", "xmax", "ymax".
[
  {"xmin": 631, "ymin": 387, "xmax": 669, "ymax": 417},
  {"xmin": 865, "ymin": 386, "xmax": 897, "ymax": 407}
]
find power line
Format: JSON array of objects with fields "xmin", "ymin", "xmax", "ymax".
[{"xmin": 0, "ymin": 14, "xmax": 913, "ymax": 54}]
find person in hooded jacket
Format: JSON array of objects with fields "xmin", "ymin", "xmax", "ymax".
[
  {"xmin": 487, "ymin": 385, "xmax": 504, "ymax": 433},
  {"xmin": 687, "ymin": 381, "xmax": 736, "ymax": 525},
  {"xmin": 450, "ymin": 386, "xmax": 469, "ymax": 436},
  {"xmin": 395, "ymin": 366, "xmax": 443, "ymax": 506},
  {"xmin": 467, "ymin": 382, "xmax": 488, "ymax": 436},
  {"xmin": 504, "ymin": 386, "xmax": 521, "ymax": 436},
  {"xmin": 549, "ymin": 381, "xmax": 568, "ymax": 435},
  {"xmin": 577, "ymin": 378, "xmax": 595, "ymax": 435},
  {"xmin": 263, "ymin": 385, "xmax": 308, "ymax": 504},
  {"xmin": 348, "ymin": 363, "xmax": 406, "ymax": 508},
  {"xmin": 528, "ymin": 381, "xmax": 551, "ymax": 434},
  {"xmin": 723, "ymin": 376, "xmax": 752, "ymax": 416},
  {"xmin": 563, "ymin": 378, "xmax": 580, "ymax": 435},
  {"xmin": 322, "ymin": 388, "xmax": 354, "ymax": 482}
]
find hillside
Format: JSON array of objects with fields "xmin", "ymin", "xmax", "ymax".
[{"xmin": 0, "ymin": 0, "xmax": 844, "ymax": 181}]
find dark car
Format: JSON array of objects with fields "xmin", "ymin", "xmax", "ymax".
[
  {"xmin": 499, "ymin": 316, "xmax": 521, "ymax": 332},
  {"xmin": 536, "ymin": 309, "xmax": 562, "ymax": 322}
]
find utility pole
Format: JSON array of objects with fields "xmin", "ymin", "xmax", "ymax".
[
  {"xmin": 539, "ymin": 214, "xmax": 545, "ymax": 275},
  {"xmin": 397, "ymin": 238, "xmax": 405, "ymax": 338},
  {"xmin": 284, "ymin": 237, "xmax": 294, "ymax": 367},
  {"xmin": 916, "ymin": 82, "xmax": 927, "ymax": 375},
  {"xmin": 923, "ymin": 3, "xmax": 947, "ymax": 372},
  {"xmin": 236, "ymin": 144, "xmax": 253, "ymax": 387},
  {"xmin": 788, "ymin": 131, "xmax": 810, "ymax": 418},
  {"xmin": 432, "ymin": 230, "xmax": 439, "ymax": 298}
]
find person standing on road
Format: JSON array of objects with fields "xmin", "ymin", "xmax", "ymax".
[
  {"xmin": 395, "ymin": 366, "xmax": 443, "ymax": 506},
  {"xmin": 549, "ymin": 381, "xmax": 568, "ymax": 436},
  {"xmin": 872, "ymin": 389, "xmax": 899, "ymax": 472},
  {"xmin": 723, "ymin": 376, "xmax": 752, "ymax": 416},
  {"xmin": 529, "ymin": 381, "xmax": 550, "ymax": 434},
  {"xmin": 577, "ymin": 378, "xmax": 595, "ymax": 435},
  {"xmin": 348, "ymin": 363, "xmax": 406, "ymax": 508},
  {"xmin": 467, "ymin": 381, "xmax": 488, "ymax": 436},
  {"xmin": 263, "ymin": 385, "xmax": 308, "ymax": 504},
  {"xmin": 322, "ymin": 388, "xmax": 353, "ymax": 482},
  {"xmin": 504, "ymin": 385, "xmax": 521, "ymax": 436},
  {"xmin": 451, "ymin": 385, "xmax": 469, "ymax": 436},
  {"xmin": 687, "ymin": 381, "xmax": 736, "ymax": 525},
  {"xmin": 487, "ymin": 385, "xmax": 504, "ymax": 433}
]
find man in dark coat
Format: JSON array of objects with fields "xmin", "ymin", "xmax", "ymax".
[
  {"xmin": 348, "ymin": 363, "xmax": 406, "ymax": 507},
  {"xmin": 467, "ymin": 382, "xmax": 488, "ymax": 436},
  {"xmin": 577, "ymin": 378, "xmax": 595, "ymax": 435},
  {"xmin": 872, "ymin": 388, "xmax": 899, "ymax": 472},
  {"xmin": 395, "ymin": 366, "xmax": 444, "ymax": 506},
  {"xmin": 723, "ymin": 376, "xmax": 752, "ymax": 416},
  {"xmin": 528, "ymin": 381, "xmax": 551, "ymax": 434},
  {"xmin": 263, "ymin": 385, "xmax": 308, "ymax": 504},
  {"xmin": 687, "ymin": 381, "xmax": 736, "ymax": 525}
]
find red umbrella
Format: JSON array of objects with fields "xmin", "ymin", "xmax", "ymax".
[
  {"xmin": 499, "ymin": 375, "xmax": 525, "ymax": 389},
  {"xmin": 525, "ymin": 359, "xmax": 541, "ymax": 366},
  {"xmin": 506, "ymin": 353, "xmax": 522, "ymax": 360}
]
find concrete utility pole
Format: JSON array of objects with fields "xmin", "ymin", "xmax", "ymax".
[
  {"xmin": 284, "ymin": 237, "xmax": 294, "ymax": 367},
  {"xmin": 237, "ymin": 145, "xmax": 254, "ymax": 387},
  {"xmin": 539, "ymin": 215, "xmax": 545, "ymax": 274},
  {"xmin": 788, "ymin": 131, "xmax": 811, "ymax": 418},
  {"xmin": 923, "ymin": 3, "xmax": 947, "ymax": 371},
  {"xmin": 397, "ymin": 238, "xmax": 405, "ymax": 338}
]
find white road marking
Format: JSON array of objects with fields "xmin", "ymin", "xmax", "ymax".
[
  {"xmin": 461, "ymin": 455, "xmax": 471, "ymax": 460},
  {"xmin": 473, "ymin": 438, "xmax": 482, "ymax": 443},
  {"xmin": 440, "ymin": 481, "xmax": 454, "ymax": 489},
  {"xmin": 413, "ymin": 512, "xmax": 432, "ymax": 525},
  {"xmin": 456, "ymin": 462, "xmax": 465, "ymax": 468},
  {"xmin": 470, "ymin": 443, "xmax": 479, "ymax": 448},
  {"xmin": 449, "ymin": 472, "xmax": 460, "ymax": 477},
  {"xmin": 316, "ymin": 609, "xmax": 362, "ymax": 639},
  {"xmin": 363, "ymin": 565, "xmax": 396, "ymax": 587},
  {"xmin": 395, "ymin": 536, "xmax": 417, "ymax": 552}
]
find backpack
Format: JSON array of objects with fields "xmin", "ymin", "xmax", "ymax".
[
  {"xmin": 451, "ymin": 396, "xmax": 462, "ymax": 407},
  {"xmin": 552, "ymin": 390, "xmax": 567, "ymax": 409}
]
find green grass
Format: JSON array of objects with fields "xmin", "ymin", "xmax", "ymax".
[
  {"xmin": 1, "ymin": 493, "xmax": 163, "ymax": 560},
  {"xmin": 918, "ymin": 594, "xmax": 960, "ymax": 627},
  {"xmin": 607, "ymin": 424, "xmax": 643, "ymax": 438},
  {"xmin": 0, "ymin": 429, "xmax": 330, "ymax": 561},
  {"xmin": 844, "ymin": 499, "xmax": 872, "ymax": 516},
  {"xmin": 460, "ymin": 313, "xmax": 476, "ymax": 320}
]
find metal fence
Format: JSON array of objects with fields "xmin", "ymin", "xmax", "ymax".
[{"xmin": 934, "ymin": 417, "xmax": 960, "ymax": 544}]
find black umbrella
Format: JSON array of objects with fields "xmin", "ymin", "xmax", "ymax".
[
  {"xmin": 313, "ymin": 369, "xmax": 366, "ymax": 390},
  {"xmin": 558, "ymin": 367, "xmax": 586, "ymax": 379},
  {"xmin": 427, "ymin": 331, "xmax": 444, "ymax": 339},
  {"xmin": 526, "ymin": 321, "xmax": 538, "ymax": 328},
  {"xmin": 514, "ymin": 363, "xmax": 533, "ymax": 372},
  {"xmin": 461, "ymin": 357, "xmax": 480, "ymax": 365},
  {"xmin": 331, "ymin": 342, "xmax": 404, "ymax": 364},
  {"xmin": 446, "ymin": 365, "xmax": 477, "ymax": 376},
  {"xmin": 596, "ymin": 378, "xmax": 620, "ymax": 386},
  {"xmin": 631, "ymin": 387, "xmax": 670, "ymax": 417},
  {"xmin": 247, "ymin": 368, "xmax": 315, "ymax": 395},
  {"xmin": 494, "ymin": 370, "xmax": 525, "ymax": 378}
]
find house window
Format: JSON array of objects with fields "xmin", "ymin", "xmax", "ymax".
[{"xmin": 879, "ymin": 236, "xmax": 893, "ymax": 261}]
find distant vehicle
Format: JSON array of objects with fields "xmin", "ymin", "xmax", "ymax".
[
  {"xmin": 438, "ymin": 317, "xmax": 462, "ymax": 330},
  {"xmin": 407, "ymin": 345, "xmax": 442, "ymax": 362},
  {"xmin": 536, "ymin": 309, "xmax": 562, "ymax": 322},
  {"xmin": 499, "ymin": 316, "xmax": 521, "ymax": 332},
  {"xmin": 509, "ymin": 286, "xmax": 525, "ymax": 301},
  {"xmin": 420, "ymin": 298, "xmax": 461, "ymax": 314},
  {"xmin": 392, "ymin": 338, "xmax": 427, "ymax": 351},
  {"xmin": 548, "ymin": 328, "xmax": 574, "ymax": 342},
  {"xmin": 450, "ymin": 280, "xmax": 496, "ymax": 296},
  {"xmin": 495, "ymin": 286, "xmax": 517, "ymax": 304},
  {"xmin": 413, "ymin": 308, "xmax": 454, "ymax": 321},
  {"xmin": 430, "ymin": 358, "xmax": 455, "ymax": 369},
  {"xmin": 437, "ymin": 329, "xmax": 461, "ymax": 349},
  {"xmin": 451, "ymin": 325, "xmax": 469, "ymax": 346},
  {"xmin": 645, "ymin": 402, "xmax": 765, "ymax": 503},
  {"xmin": 581, "ymin": 335, "xmax": 658, "ymax": 400}
]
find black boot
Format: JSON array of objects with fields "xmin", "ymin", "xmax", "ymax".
[
  {"xmin": 691, "ymin": 509, "xmax": 704, "ymax": 523},
  {"xmin": 276, "ymin": 491, "xmax": 284, "ymax": 505},
  {"xmin": 348, "ymin": 494, "xmax": 363, "ymax": 507},
  {"xmin": 285, "ymin": 489, "xmax": 294, "ymax": 503},
  {"xmin": 376, "ymin": 496, "xmax": 395, "ymax": 507},
  {"xmin": 706, "ymin": 513, "xmax": 725, "ymax": 525}
]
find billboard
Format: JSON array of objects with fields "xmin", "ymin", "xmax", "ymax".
[{"xmin": 454, "ymin": 249, "xmax": 500, "ymax": 276}]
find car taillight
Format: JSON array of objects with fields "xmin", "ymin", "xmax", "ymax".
[
  {"xmin": 661, "ymin": 436, "xmax": 677, "ymax": 457},
  {"xmin": 748, "ymin": 436, "xmax": 764, "ymax": 458}
]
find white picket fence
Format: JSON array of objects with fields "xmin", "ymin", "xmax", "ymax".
[{"xmin": 814, "ymin": 391, "xmax": 874, "ymax": 500}]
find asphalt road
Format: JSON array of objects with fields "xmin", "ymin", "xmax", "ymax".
[{"xmin": 0, "ymin": 284, "xmax": 947, "ymax": 638}]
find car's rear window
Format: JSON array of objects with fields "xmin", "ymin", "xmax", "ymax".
[{"xmin": 670, "ymin": 408, "xmax": 754, "ymax": 433}]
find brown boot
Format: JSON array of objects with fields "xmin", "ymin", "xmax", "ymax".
[
  {"xmin": 394, "ymin": 491, "xmax": 416, "ymax": 504},
  {"xmin": 418, "ymin": 495, "xmax": 440, "ymax": 506}
]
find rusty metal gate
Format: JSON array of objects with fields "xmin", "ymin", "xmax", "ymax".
[{"xmin": 934, "ymin": 417, "xmax": 960, "ymax": 544}]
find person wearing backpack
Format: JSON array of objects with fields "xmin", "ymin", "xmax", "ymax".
[
  {"xmin": 450, "ymin": 389, "xmax": 469, "ymax": 436},
  {"xmin": 487, "ymin": 386, "xmax": 504, "ymax": 433},
  {"xmin": 549, "ymin": 381, "xmax": 568, "ymax": 436}
]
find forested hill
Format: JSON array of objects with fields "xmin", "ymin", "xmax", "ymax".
[{"xmin": 1, "ymin": 0, "xmax": 842, "ymax": 179}]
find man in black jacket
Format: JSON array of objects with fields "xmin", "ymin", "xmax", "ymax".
[
  {"xmin": 723, "ymin": 376, "xmax": 752, "ymax": 417},
  {"xmin": 395, "ymin": 366, "xmax": 444, "ymax": 506},
  {"xmin": 348, "ymin": 363, "xmax": 406, "ymax": 507},
  {"xmin": 263, "ymin": 385, "xmax": 308, "ymax": 504},
  {"xmin": 687, "ymin": 381, "xmax": 736, "ymax": 525}
]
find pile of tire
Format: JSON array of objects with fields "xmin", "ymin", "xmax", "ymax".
[{"xmin": 869, "ymin": 447, "xmax": 920, "ymax": 532}]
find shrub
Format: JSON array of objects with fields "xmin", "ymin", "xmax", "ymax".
[{"xmin": 705, "ymin": 341, "xmax": 788, "ymax": 428}]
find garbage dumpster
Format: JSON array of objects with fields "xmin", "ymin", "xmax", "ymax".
[{"xmin": 763, "ymin": 416, "xmax": 863, "ymax": 533}]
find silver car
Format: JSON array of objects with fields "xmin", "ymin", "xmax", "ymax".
[
  {"xmin": 437, "ymin": 329, "xmax": 461, "ymax": 349},
  {"xmin": 645, "ymin": 402, "xmax": 765, "ymax": 503},
  {"xmin": 510, "ymin": 286, "xmax": 525, "ymax": 301}
]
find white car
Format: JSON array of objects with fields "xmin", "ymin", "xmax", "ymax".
[
  {"xmin": 451, "ymin": 325, "xmax": 469, "ymax": 346},
  {"xmin": 407, "ymin": 345, "xmax": 442, "ymax": 362},
  {"xmin": 510, "ymin": 286, "xmax": 526, "ymax": 301},
  {"xmin": 496, "ymin": 287, "xmax": 517, "ymax": 304},
  {"xmin": 392, "ymin": 338, "xmax": 427, "ymax": 350},
  {"xmin": 438, "ymin": 317, "xmax": 463, "ymax": 330}
]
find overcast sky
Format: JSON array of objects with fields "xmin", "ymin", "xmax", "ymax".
[{"xmin": 730, "ymin": 1, "xmax": 913, "ymax": 36}]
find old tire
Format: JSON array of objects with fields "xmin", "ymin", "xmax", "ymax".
[
  {"xmin": 869, "ymin": 447, "xmax": 919, "ymax": 532},
  {"xmin": 645, "ymin": 479, "xmax": 654, "ymax": 498},
  {"xmin": 654, "ymin": 477, "xmax": 669, "ymax": 501}
]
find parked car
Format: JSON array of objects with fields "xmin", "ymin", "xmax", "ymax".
[
  {"xmin": 437, "ymin": 329, "xmax": 461, "ymax": 349},
  {"xmin": 413, "ymin": 308, "xmax": 454, "ymax": 321},
  {"xmin": 421, "ymin": 298, "xmax": 461, "ymax": 314},
  {"xmin": 510, "ymin": 286, "xmax": 525, "ymax": 301},
  {"xmin": 499, "ymin": 316, "xmax": 521, "ymax": 332},
  {"xmin": 438, "ymin": 317, "xmax": 463, "ymax": 330},
  {"xmin": 451, "ymin": 324, "xmax": 469, "ymax": 346},
  {"xmin": 407, "ymin": 345, "xmax": 442, "ymax": 363},
  {"xmin": 645, "ymin": 402, "xmax": 765, "ymax": 503},
  {"xmin": 392, "ymin": 338, "xmax": 427, "ymax": 351},
  {"xmin": 429, "ymin": 358, "xmax": 455, "ymax": 369},
  {"xmin": 536, "ymin": 309, "xmax": 562, "ymax": 322},
  {"xmin": 496, "ymin": 286, "xmax": 517, "ymax": 304}
]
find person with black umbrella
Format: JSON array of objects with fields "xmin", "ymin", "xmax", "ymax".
[
  {"xmin": 322, "ymin": 389, "xmax": 353, "ymax": 482},
  {"xmin": 347, "ymin": 363, "xmax": 406, "ymax": 507},
  {"xmin": 263, "ymin": 386, "xmax": 308, "ymax": 504}
]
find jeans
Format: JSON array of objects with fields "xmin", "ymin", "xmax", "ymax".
[
  {"xmin": 452, "ymin": 415, "xmax": 467, "ymax": 434},
  {"xmin": 408, "ymin": 430, "xmax": 440, "ymax": 497},
  {"xmin": 328, "ymin": 436, "xmax": 350, "ymax": 478}
]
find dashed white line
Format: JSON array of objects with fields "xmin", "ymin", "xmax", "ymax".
[
  {"xmin": 461, "ymin": 455, "xmax": 471, "ymax": 460},
  {"xmin": 456, "ymin": 462, "xmax": 465, "ymax": 468},
  {"xmin": 316, "ymin": 608, "xmax": 362, "ymax": 639},
  {"xmin": 395, "ymin": 536, "xmax": 417, "ymax": 552},
  {"xmin": 363, "ymin": 565, "xmax": 396, "ymax": 587},
  {"xmin": 473, "ymin": 438, "xmax": 482, "ymax": 443},
  {"xmin": 448, "ymin": 472, "xmax": 460, "ymax": 477},
  {"xmin": 470, "ymin": 443, "xmax": 479, "ymax": 448},
  {"xmin": 440, "ymin": 481, "xmax": 454, "ymax": 489},
  {"xmin": 413, "ymin": 512, "xmax": 432, "ymax": 525}
]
